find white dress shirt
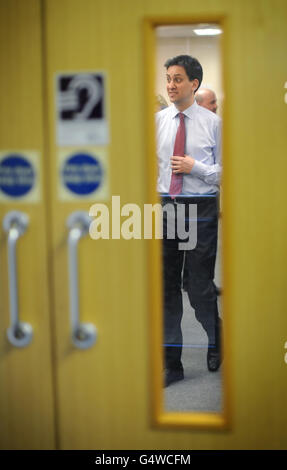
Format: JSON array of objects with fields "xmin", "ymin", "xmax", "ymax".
[{"xmin": 156, "ymin": 99, "xmax": 222, "ymax": 195}]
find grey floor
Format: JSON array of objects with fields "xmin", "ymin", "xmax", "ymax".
[{"xmin": 164, "ymin": 221, "xmax": 223, "ymax": 412}]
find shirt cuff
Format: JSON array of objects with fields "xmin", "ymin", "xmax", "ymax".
[{"xmin": 190, "ymin": 160, "xmax": 207, "ymax": 177}]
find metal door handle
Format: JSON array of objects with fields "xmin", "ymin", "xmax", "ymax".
[
  {"xmin": 3, "ymin": 211, "xmax": 33, "ymax": 347},
  {"xmin": 67, "ymin": 211, "xmax": 97, "ymax": 349}
]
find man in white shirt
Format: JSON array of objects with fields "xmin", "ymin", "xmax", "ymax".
[
  {"xmin": 182, "ymin": 86, "xmax": 220, "ymax": 292},
  {"xmin": 156, "ymin": 55, "xmax": 222, "ymax": 387}
]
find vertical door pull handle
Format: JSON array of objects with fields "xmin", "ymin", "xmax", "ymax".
[
  {"xmin": 67, "ymin": 211, "xmax": 97, "ymax": 349},
  {"xmin": 3, "ymin": 211, "xmax": 33, "ymax": 347}
]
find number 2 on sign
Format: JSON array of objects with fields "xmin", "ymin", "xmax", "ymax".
[{"xmin": 284, "ymin": 342, "xmax": 287, "ymax": 364}]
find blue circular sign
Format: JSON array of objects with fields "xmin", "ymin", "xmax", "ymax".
[
  {"xmin": 0, "ymin": 154, "xmax": 35, "ymax": 197},
  {"xmin": 62, "ymin": 153, "xmax": 103, "ymax": 195}
]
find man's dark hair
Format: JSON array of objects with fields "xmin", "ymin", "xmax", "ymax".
[{"xmin": 164, "ymin": 55, "xmax": 203, "ymax": 92}]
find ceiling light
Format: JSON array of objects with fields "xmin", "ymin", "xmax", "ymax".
[{"xmin": 193, "ymin": 28, "xmax": 222, "ymax": 36}]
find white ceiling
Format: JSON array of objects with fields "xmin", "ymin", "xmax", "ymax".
[{"xmin": 156, "ymin": 24, "xmax": 221, "ymax": 38}]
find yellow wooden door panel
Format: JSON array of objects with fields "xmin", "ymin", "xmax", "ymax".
[
  {"xmin": 43, "ymin": 0, "xmax": 287, "ymax": 450},
  {"xmin": 43, "ymin": 0, "xmax": 149, "ymax": 449},
  {"xmin": 0, "ymin": 0, "xmax": 55, "ymax": 449}
]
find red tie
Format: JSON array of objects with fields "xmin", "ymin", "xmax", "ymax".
[{"xmin": 169, "ymin": 112, "xmax": 185, "ymax": 198}]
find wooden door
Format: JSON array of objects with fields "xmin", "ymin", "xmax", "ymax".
[
  {"xmin": 0, "ymin": 0, "xmax": 55, "ymax": 449},
  {"xmin": 1, "ymin": 0, "xmax": 287, "ymax": 450},
  {"xmin": 44, "ymin": 0, "xmax": 287, "ymax": 449}
]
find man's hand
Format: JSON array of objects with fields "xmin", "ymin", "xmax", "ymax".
[{"xmin": 170, "ymin": 155, "xmax": 195, "ymax": 174}]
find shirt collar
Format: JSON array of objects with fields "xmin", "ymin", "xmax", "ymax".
[{"xmin": 171, "ymin": 99, "xmax": 198, "ymax": 119}]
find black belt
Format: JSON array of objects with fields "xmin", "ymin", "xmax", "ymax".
[{"xmin": 161, "ymin": 194, "xmax": 218, "ymax": 205}]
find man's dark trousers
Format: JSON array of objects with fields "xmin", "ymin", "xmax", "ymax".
[{"xmin": 162, "ymin": 195, "xmax": 220, "ymax": 371}]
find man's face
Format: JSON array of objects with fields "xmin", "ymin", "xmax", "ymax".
[
  {"xmin": 166, "ymin": 65, "xmax": 198, "ymax": 109},
  {"xmin": 201, "ymin": 90, "xmax": 218, "ymax": 113}
]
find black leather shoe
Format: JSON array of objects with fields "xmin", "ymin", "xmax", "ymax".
[
  {"xmin": 207, "ymin": 349, "xmax": 221, "ymax": 372},
  {"xmin": 215, "ymin": 286, "xmax": 222, "ymax": 296},
  {"xmin": 164, "ymin": 368, "xmax": 184, "ymax": 387}
]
